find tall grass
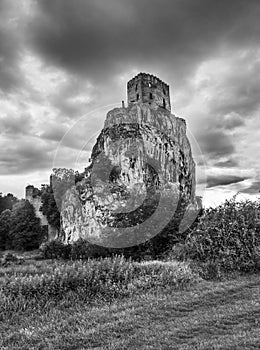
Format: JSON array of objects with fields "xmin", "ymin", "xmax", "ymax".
[{"xmin": 0, "ymin": 257, "xmax": 199, "ymax": 318}]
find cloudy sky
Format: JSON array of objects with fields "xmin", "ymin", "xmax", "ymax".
[{"xmin": 1, "ymin": 0, "xmax": 260, "ymax": 207}]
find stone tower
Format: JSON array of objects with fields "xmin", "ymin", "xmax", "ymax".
[{"xmin": 127, "ymin": 72, "xmax": 171, "ymax": 111}]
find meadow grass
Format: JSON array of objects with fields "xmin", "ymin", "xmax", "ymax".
[
  {"xmin": 2, "ymin": 197, "xmax": 260, "ymax": 348},
  {"xmin": 0, "ymin": 257, "xmax": 199, "ymax": 319},
  {"xmin": 0, "ymin": 269, "xmax": 260, "ymax": 349}
]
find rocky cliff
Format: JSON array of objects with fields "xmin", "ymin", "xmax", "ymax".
[{"xmin": 55, "ymin": 102, "xmax": 198, "ymax": 249}]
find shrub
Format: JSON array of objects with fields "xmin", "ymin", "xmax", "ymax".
[
  {"xmin": 70, "ymin": 238, "xmax": 109, "ymax": 259},
  {"xmin": 39, "ymin": 240, "xmax": 71, "ymax": 259},
  {"xmin": 182, "ymin": 197, "xmax": 260, "ymax": 274},
  {"xmin": 0, "ymin": 252, "xmax": 25, "ymax": 267},
  {"xmin": 40, "ymin": 238, "xmax": 110, "ymax": 260}
]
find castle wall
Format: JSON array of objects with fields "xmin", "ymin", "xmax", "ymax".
[
  {"xmin": 25, "ymin": 186, "xmax": 48, "ymax": 226},
  {"xmin": 127, "ymin": 73, "xmax": 171, "ymax": 111}
]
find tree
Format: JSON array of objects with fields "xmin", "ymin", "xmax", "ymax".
[
  {"xmin": 0, "ymin": 193, "xmax": 18, "ymax": 214},
  {"xmin": 7, "ymin": 200, "xmax": 43, "ymax": 251},
  {"xmin": 0, "ymin": 209, "xmax": 11, "ymax": 250},
  {"xmin": 40, "ymin": 185, "xmax": 60, "ymax": 230}
]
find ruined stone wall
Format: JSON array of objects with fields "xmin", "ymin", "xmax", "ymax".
[
  {"xmin": 127, "ymin": 73, "xmax": 171, "ymax": 111},
  {"xmin": 25, "ymin": 186, "xmax": 48, "ymax": 226}
]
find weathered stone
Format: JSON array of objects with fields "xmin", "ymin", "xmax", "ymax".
[
  {"xmin": 25, "ymin": 185, "xmax": 48, "ymax": 226},
  {"xmin": 58, "ymin": 73, "xmax": 198, "ymax": 249}
]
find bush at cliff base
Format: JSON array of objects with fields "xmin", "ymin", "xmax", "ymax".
[
  {"xmin": 39, "ymin": 239, "xmax": 109, "ymax": 260},
  {"xmin": 39, "ymin": 240, "xmax": 71, "ymax": 259},
  {"xmin": 171, "ymin": 197, "xmax": 260, "ymax": 276}
]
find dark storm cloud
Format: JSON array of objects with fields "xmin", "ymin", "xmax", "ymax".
[
  {"xmin": 0, "ymin": 138, "xmax": 53, "ymax": 175},
  {"xmin": 208, "ymin": 53, "xmax": 260, "ymax": 118},
  {"xmin": 207, "ymin": 175, "xmax": 248, "ymax": 188},
  {"xmin": 27, "ymin": 0, "xmax": 260, "ymax": 86},
  {"xmin": 0, "ymin": 0, "xmax": 260, "ymax": 193},
  {"xmin": 39, "ymin": 125, "xmax": 67, "ymax": 142},
  {"xmin": 240, "ymin": 181, "xmax": 260, "ymax": 194},
  {"xmin": 213, "ymin": 159, "xmax": 239, "ymax": 168},
  {"xmin": 0, "ymin": 1, "xmax": 25, "ymax": 92},
  {"xmin": 49, "ymin": 77, "xmax": 97, "ymax": 118},
  {"xmin": 220, "ymin": 114, "xmax": 245, "ymax": 130},
  {"xmin": 40, "ymin": 126, "xmax": 88, "ymax": 150},
  {"xmin": 0, "ymin": 113, "xmax": 33, "ymax": 135},
  {"xmin": 197, "ymin": 130, "xmax": 235, "ymax": 158}
]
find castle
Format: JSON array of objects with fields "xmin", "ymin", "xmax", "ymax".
[
  {"xmin": 26, "ymin": 73, "xmax": 198, "ymax": 249},
  {"xmin": 127, "ymin": 73, "xmax": 171, "ymax": 111}
]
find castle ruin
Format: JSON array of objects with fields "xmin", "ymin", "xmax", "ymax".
[
  {"xmin": 26, "ymin": 72, "xmax": 199, "ymax": 252},
  {"xmin": 127, "ymin": 73, "xmax": 171, "ymax": 111}
]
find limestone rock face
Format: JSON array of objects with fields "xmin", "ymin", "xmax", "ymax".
[{"xmin": 58, "ymin": 102, "xmax": 197, "ymax": 248}]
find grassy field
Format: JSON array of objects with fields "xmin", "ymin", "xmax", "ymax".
[
  {"xmin": 0, "ymin": 257, "xmax": 260, "ymax": 349},
  {"xmin": 2, "ymin": 197, "xmax": 260, "ymax": 348}
]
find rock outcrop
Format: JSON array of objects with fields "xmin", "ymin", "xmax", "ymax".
[{"xmin": 53, "ymin": 73, "xmax": 199, "ymax": 250}]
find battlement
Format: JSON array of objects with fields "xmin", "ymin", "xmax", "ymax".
[
  {"xmin": 127, "ymin": 72, "xmax": 169, "ymax": 89},
  {"xmin": 127, "ymin": 72, "xmax": 171, "ymax": 111}
]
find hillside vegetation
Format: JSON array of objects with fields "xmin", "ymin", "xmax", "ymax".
[{"xmin": 0, "ymin": 197, "xmax": 260, "ymax": 349}]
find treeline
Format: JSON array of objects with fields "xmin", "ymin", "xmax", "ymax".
[
  {"xmin": 0, "ymin": 186, "xmax": 61, "ymax": 252},
  {"xmin": 40, "ymin": 185, "xmax": 60, "ymax": 230},
  {"xmin": 0, "ymin": 193, "xmax": 18, "ymax": 214},
  {"xmin": 0, "ymin": 196, "xmax": 44, "ymax": 251}
]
